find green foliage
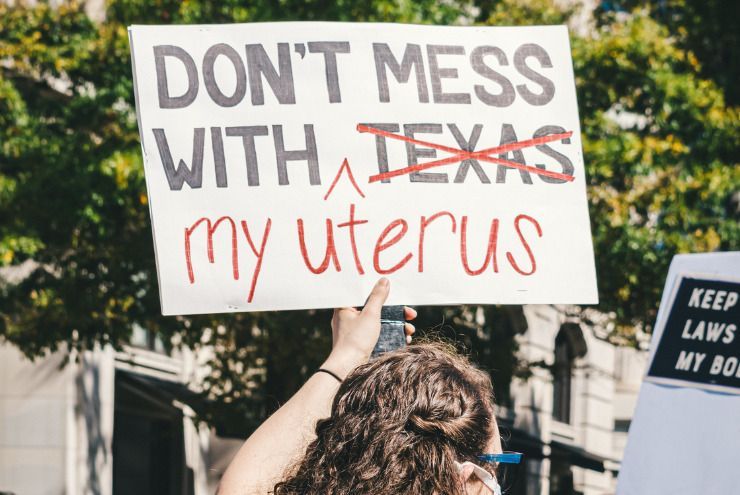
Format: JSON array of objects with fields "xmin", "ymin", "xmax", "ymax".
[
  {"xmin": 0, "ymin": 1, "xmax": 166, "ymax": 356},
  {"xmin": 485, "ymin": 0, "xmax": 572, "ymax": 25},
  {"xmin": 488, "ymin": 0, "xmax": 738, "ymax": 337},
  {"xmin": 195, "ymin": 309, "xmax": 334, "ymax": 435},
  {"xmin": 0, "ymin": 0, "xmax": 477, "ymax": 434},
  {"xmin": 572, "ymin": 13, "xmax": 738, "ymax": 336},
  {"xmin": 0, "ymin": 0, "xmax": 737, "ymax": 434},
  {"xmin": 108, "ymin": 0, "xmax": 473, "ymax": 25},
  {"xmin": 596, "ymin": 0, "xmax": 740, "ymax": 105}
]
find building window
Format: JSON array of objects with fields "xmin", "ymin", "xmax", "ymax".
[
  {"xmin": 113, "ymin": 372, "xmax": 193, "ymax": 495},
  {"xmin": 552, "ymin": 331, "xmax": 574, "ymax": 423},
  {"xmin": 549, "ymin": 458, "xmax": 575, "ymax": 495},
  {"xmin": 614, "ymin": 419, "xmax": 631, "ymax": 433}
]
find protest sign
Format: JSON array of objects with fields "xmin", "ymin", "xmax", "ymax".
[
  {"xmin": 646, "ymin": 275, "xmax": 739, "ymax": 394},
  {"xmin": 617, "ymin": 252, "xmax": 740, "ymax": 495},
  {"xmin": 128, "ymin": 22, "xmax": 597, "ymax": 315}
]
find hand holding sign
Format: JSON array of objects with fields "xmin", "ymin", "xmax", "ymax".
[{"xmin": 325, "ymin": 279, "xmax": 417, "ymax": 377}]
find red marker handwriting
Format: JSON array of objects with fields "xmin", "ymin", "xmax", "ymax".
[{"xmin": 357, "ymin": 124, "xmax": 574, "ymax": 183}]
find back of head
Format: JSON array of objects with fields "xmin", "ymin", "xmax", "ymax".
[{"xmin": 275, "ymin": 342, "xmax": 496, "ymax": 494}]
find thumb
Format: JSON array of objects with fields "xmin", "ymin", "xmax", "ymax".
[{"xmin": 361, "ymin": 278, "xmax": 390, "ymax": 317}]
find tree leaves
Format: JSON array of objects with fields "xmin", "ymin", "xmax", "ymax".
[
  {"xmin": 573, "ymin": 13, "xmax": 739, "ymax": 335},
  {"xmin": 0, "ymin": 0, "xmax": 737, "ymax": 433}
]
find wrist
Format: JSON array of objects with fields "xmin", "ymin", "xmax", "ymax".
[{"xmin": 322, "ymin": 348, "xmax": 368, "ymax": 380}]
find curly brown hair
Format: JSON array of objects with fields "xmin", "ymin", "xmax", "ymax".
[{"xmin": 273, "ymin": 342, "xmax": 497, "ymax": 494}]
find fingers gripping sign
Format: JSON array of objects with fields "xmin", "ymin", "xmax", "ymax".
[
  {"xmin": 330, "ymin": 278, "xmax": 389, "ymax": 365},
  {"xmin": 372, "ymin": 304, "xmax": 409, "ymax": 357},
  {"xmin": 359, "ymin": 278, "xmax": 415, "ymax": 357},
  {"xmin": 328, "ymin": 279, "xmax": 416, "ymax": 376}
]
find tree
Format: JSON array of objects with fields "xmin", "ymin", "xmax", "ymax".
[
  {"xmin": 1, "ymin": 0, "xmax": 737, "ymax": 434},
  {"xmin": 0, "ymin": 0, "xmax": 476, "ymax": 435},
  {"xmin": 597, "ymin": 0, "xmax": 740, "ymax": 106},
  {"xmin": 486, "ymin": 0, "xmax": 739, "ymax": 339},
  {"xmin": 574, "ymin": 8, "xmax": 738, "ymax": 338}
]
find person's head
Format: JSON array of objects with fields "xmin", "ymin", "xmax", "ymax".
[{"xmin": 274, "ymin": 342, "xmax": 502, "ymax": 494}]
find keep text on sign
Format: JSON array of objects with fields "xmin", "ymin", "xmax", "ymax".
[{"xmin": 647, "ymin": 276, "xmax": 740, "ymax": 394}]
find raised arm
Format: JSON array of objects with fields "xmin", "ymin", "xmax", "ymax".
[{"xmin": 217, "ymin": 278, "xmax": 415, "ymax": 494}]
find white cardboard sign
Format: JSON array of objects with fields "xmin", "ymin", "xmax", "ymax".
[{"xmin": 128, "ymin": 22, "xmax": 597, "ymax": 315}]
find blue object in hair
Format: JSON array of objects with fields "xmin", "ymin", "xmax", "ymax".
[{"xmin": 477, "ymin": 452, "xmax": 523, "ymax": 464}]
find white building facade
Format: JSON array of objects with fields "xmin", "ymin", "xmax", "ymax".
[
  {"xmin": 0, "ymin": 336, "xmax": 239, "ymax": 495},
  {"xmin": 502, "ymin": 305, "xmax": 647, "ymax": 495}
]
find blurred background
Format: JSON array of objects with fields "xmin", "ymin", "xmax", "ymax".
[{"xmin": 0, "ymin": 0, "xmax": 737, "ymax": 494}]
